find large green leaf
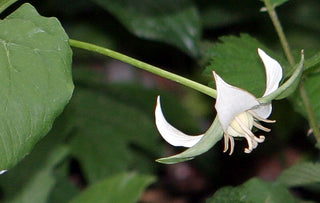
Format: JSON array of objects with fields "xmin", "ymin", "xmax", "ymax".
[
  {"xmin": 204, "ymin": 34, "xmax": 287, "ymax": 97},
  {"xmin": 69, "ymin": 173, "xmax": 155, "ymax": 203},
  {"xmin": 0, "ymin": 3, "xmax": 73, "ymax": 170},
  {"xmin": 92, "ymin": 0, "xmax": 201, "ymax": 57},
  {"xmin": 207, "ymin": 178, "xmax": 302, "ymax": 203},
  {"xmin": 277, "ymin": 162, "xmax": 320, "ymax": 187}
]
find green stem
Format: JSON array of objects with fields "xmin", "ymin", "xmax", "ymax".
[
  {"xmin": 263, "ymin": 0, "xmax": 320, "ymax": 142},
  {"xmin": 263, "ymin": 0, "xmax": 295, "ymax": 66},
  {"xmin": 69, "ymin": 39, "xmax": 217, "ymax": 98},
  {"xmin": 299, "ymin": 83, "xmax": 320, "ymax": 142}
]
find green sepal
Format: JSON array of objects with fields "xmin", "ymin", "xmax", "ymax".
[{"xmin": 156, "ymin": 116, "xmax": 223, "ymax": 164}]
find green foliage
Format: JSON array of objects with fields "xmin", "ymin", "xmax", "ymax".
[
  {"xmin": 268, "ymin": 0, "xmax": 290, "ymax": 7},
  {"xmin": 290, "ymin": 73, "xmax": 320, "ymax": 124},
  {"xmin": 204, "ymin": 34, "xmax": 287, "ymax": 97},
  {"xmin": 259, "ymin": 0, "xmax": 290, "ymax": 9},
  {"xmin": 1, "ymin": 0, "xmax": 320, "ymax": 202},
  {"xmin": 68, "ymin": 68, "xmax": 203, "ymax": 181},
  {"xmin": 68, "ymin": 88, "xmax": 161, "ymax": 183},
  {"xmin": 0, "ymin": 0, "xmax": 18, "ymax": 13},
  {"xmin": 198, "ymin": 1, "xmax": 258, "ymax": 29},
  {"xmin": 0, "ymin": 3, "xmax": 73, "ymax": 170},
  {"xmin": 69, "ymin": 173, "xmax": 155, "ymax": 203},
  {"xmin": 305, "ymin": 51, "xmax": 320, "ymax": 74},
  {"xmin": 0, "ymin": 128, "xmax": 69, "ymax": 203},
  {"xmin": 207, "ymin": 178, "xmax": 302, "ymax": 203},
  {"xmin": 277, "ymin": 162, "xmax": 320, "ymax": 187},
  {"xmin": 48, "ymin": 175, "xmax": 79, "ymax": 203},
  {"xmin": 92, "ymin": 0, "xmax": 201, "ymax": 57}
]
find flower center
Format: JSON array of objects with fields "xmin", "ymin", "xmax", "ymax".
[
  {"xmin": 227, "ymin": 112, "xmax": 254, "ymax": 137},
  {"xmin": 223, "ymin": 111, "xmax": 275, "ymax": 155}
]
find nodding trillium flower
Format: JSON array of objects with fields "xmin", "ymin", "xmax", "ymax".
[{"xmin": 155, "ymin": 48, "xmax": 283, "ymax": 155}]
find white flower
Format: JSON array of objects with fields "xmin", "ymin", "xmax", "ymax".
[
  {"xmin": 214, "ymin": 48, "xmax": 282, "ymax": 154},
  {"xmin": 155, "ymin": 48, "xmax": 282, "ymax": 155}
]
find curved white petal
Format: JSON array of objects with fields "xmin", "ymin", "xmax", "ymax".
[
  {"xmin": 213, "ymin": 72, "xmax": 260, "ymax": 131},
  {"xmin": 251, "ymin": 102, "xmax": 272, "ymax": 119},
  {"xmin": 155, "ymin": 96, "xmax": 204, "ymax": 147},
  {"xmin": 258, "ymin": 48, "xmax": 283, "ymax": 97}
]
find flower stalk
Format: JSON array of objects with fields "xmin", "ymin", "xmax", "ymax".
[{"xmin": 69, "ymin": 39, "xmax": 217, "ymax": 98}]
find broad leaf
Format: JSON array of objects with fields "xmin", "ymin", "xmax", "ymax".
[
  {"xmin": 207, "ymin": 178, "xmax": 302, "ymax": 203},
  {"xmin": 204, "ymin": 34, "xmax": 287, "ymax": 97},
  {"xmin": 0, "ymin": 3, "xmax": 73, "ymax": 170},
  {"xmin": 69, "ymin": 173, "xmax": 155, "ymax": 203},
  {"xmin": 92, "ymin": 0, "xmax": 201, "ymax": 57},
  {"xmin": 277, "ymin": 162, "xmax": 320, "ymax": 187}
]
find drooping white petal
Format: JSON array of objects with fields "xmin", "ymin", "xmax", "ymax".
[
  {"xmin": 258, "ymin": 48, "xmax": 283, "ymax": 97},
  {"xmin": 155, "ymin": 96, "xmax": 204, "ymax": 147},
  {"xmin": 250, "ymin": 102, "xmax": 272, "ymax": 119},
  {"xmin": 213, "ymin": 72, "xmax": 259, "ymax": 131},
  {"xmin": 250, "ymin": 49, "xmax": 283, "ymax": 119}
]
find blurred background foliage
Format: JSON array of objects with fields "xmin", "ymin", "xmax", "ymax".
[{"xmin": 1, "ymin": 0, "xmax": 320, "ymax": 202}]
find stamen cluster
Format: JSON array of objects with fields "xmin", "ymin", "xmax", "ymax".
[{"xmin": 224, "ymin": 111, "xmax": 275, "ymax": 155}]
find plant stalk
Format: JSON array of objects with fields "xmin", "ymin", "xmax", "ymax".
[{"xmin": 69, "ymin": 39, "xmax": 217, "ymax": 98}]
